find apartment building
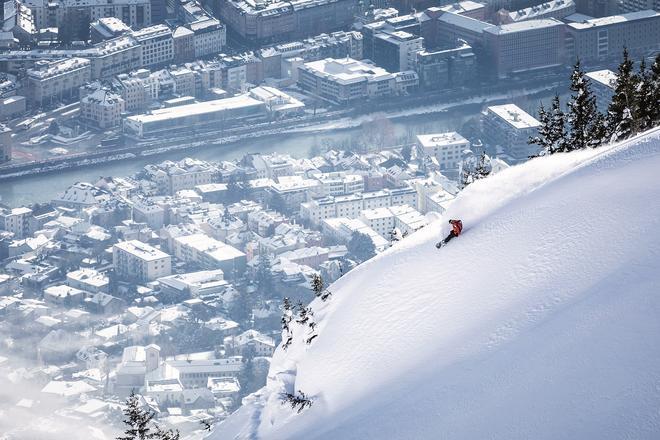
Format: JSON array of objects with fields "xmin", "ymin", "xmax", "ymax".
[
  {"xmin": 483, "ymin": 19, "xmax": 564, "ymax": 78},
  {"xmin": 172, "ymin": 233, "xmax": 246, "ymax": 278},
  {"xmin": 24, "ymin": 0, "xmax": 151, "ymax": 31},
  {"xmin": 0, "ymin": 206, "xmax": 32, "ymax": 238},
  {"xmin": 586, "ymin": 69, "xmax": 617, "ymax": 112},
  {"xmin": 133, "ymin": 24, "xmax": 174, "ymax": 68},
  {"xmin": 483, "ymin": 104, "xmax": 541, "ymax": 159},
  {"xmin": 300, "ymin": 187, "xmax": 418, "ymax": 224},
  {"xmin": 565, "ymin": 10, "xmax": 660, "ymax": 64},
  {"xmin": 26, "ymin": 58, "xmax": 91, "ymax": 106},
  {"xmin": 415, "ymin": 42, "xmax": 476, "ymax": 90},
  {"xmin": 416, "ymin": 132, "xmax": 470, "ymax": 171},
  {"xmin": 88, "ymin": 35, "xmax": 143, "ymax": 79},
  {"xmin": 80, "ymin": 88, "xmax": 126, "ymax": 129},
  {"xmin": 371, "ymin": 30, "xmax": 424, "ymax": 73},
  {"xmin": 217, "ymin": 0, "xmax": 358, "ymax": 45},
  {"xmin": 113, "ymin": 240, "xmax": 172, "ymax": 282}
]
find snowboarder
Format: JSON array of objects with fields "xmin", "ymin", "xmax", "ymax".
[{"xmin": 436, "ymin": 219, "xmax": 463, "ymax": 248}]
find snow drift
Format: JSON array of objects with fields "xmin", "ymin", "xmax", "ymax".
[{"xmin": 210, "ymin": 128, "xmax": 660, "ymax": 440}]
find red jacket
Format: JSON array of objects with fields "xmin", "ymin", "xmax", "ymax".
[{"xmin": 450, "ymin": 220, "xmax": 463, "ymax": 236}]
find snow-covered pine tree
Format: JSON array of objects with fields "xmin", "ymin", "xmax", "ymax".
[
  {"xmin": 528, "ymin": 102, "xmax": 552, "ymax": 153},
  {"xmin": 474, "ymin": 152, "xmax": 492, "ymax": 179},
  {"xmin": 607, "ymin": 48, "xmax": 640, "ymax": 141},
  {"xmin": 567, "ymin": 60, "xmax": 603, "ymax": 150},
  {"xmin": 118, "ymin": 392, "xmax": 155, "ymax": 440},
  {"xmin": 310, "ymin": 274, "xmax": 324, "ymax": 298},
  {"xmin": 118, "ymin": 392, "xmax": 180, "ymax": 440},
  {"xmin": 635, "ymin": 59, "xmax": 654, "ymax": 132},
  {"xmin": 281, "ymin": 297, "xmax": 293, "ymax": 333},
  {"xmin": 548, "ymin": 95, "xmax": 568, "ymax": 153},
  {"xmin": 651, "ymin": 54, "xmax": 660, "ymax": 126},
  {"xmin": 282, "ymin": 390, "xmax": 314, "ymax": 413}
]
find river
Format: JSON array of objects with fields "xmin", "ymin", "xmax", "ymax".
[{"xmin": 0, "ymin": 90, "xmax": 555, "ymax": 207}]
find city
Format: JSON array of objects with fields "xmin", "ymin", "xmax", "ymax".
[{"xmin": 0, "ymin": 0, "xmax": 659, "ymax": 437}]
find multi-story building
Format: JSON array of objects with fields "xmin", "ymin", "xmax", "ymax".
[
  {"xmin": 80, "ymin": 88, "xmax": 126, "ymax": 129},
  {"xmin": 586, "ymin": 69, "xmax": 617, "ymax": 112},
  {"xmin": 371, "ymin": 30, "xmax": 424, "ymax": 72},
  {"xmin": 163, "ymin": 358, "xmax": 243, "ymax": 389},
  {"xmin": 483, "ymin": 19, "xmax": 564, "ymax": 78},
  {"xmin": 0, "ymin": 124, "xmax": 12, "ymax": 163},
  {"xmin": 172, "ymin": 233, "xmax": 246, "ymax": 278},
  {"xmin": 435, "ymin": 11, "xmax": 491, "ymax": 47},
  {"xmin": 415, "ymin": 42, "xmax": 476, "ymax": 90},
  {"xmin": 188, "ymin": 18, "xmax": 226, "ymax": 58},
  {"xmin": 313, "ymin": 172, "xmax": 365, "ymax": 196},
  {"xmin": 483, "ymin": 104, "xmax": 541, "ymax": 159},
  {"xmin": 565, "ymin": 10, "xmax": 660, "ymax": 64},
  {"xmin": 113, "ymin": 239, "xmax": 172, "ymax": 282},
  {"xmin": 618, "ymin": 0, "xmax": 660, "ymax": 12},
  {"xmin": 298, "ymin": 57, "xmax": 416, "ymax": 105},
  {"xmin": 361, "ymin": 14, "xmax": 423, "ymax": 60},
  {"xmin": 26, "ymin": 58, "xmax": 91, "ymax": 106},
  {"xmin": 90, "ymin": 17, "xmax": 132, "ymax": 43},
  {"xmin": 132, "ymin": 24, "xmax": 174, "ymax": 68},
  {"xmin": 115, "ymin": 69, "xmax": 157, "ymax": 112},
  {"xmin": 24, "ymin": 0, "xmax": 151, "ymax": 31},
  {"xmin": 438, "ymin": 1, "xmax": 487, "ymax": 20},
  {"xmin": 0, "ymin": 206, "xmax": 32, "ymax": 238},
  {"xmin": 300, "ymin": 187, "xmax": 418, "ymax": 224},
  {"xmin": 500, "ymin": 0, "xmax": 575, "ymax": 23},
  {"xmin": 88, "ymin": 35, "xmax": 143, "ymax": 79},
  {"xmin": 218, "ymin": 0, "xmax": 357, "ymax": 45},
  {"xmin": 173, "ymin": 26, "xmax": 195, "ymax": 63},
  {"xmin": 416, "ymin": 132, "xmax": 470, "ymax": 171}
]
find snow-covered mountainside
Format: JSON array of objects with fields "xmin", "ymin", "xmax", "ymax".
[{"xmin": 211, "ymin": 128, "xmax": 660, "ymax": 440}]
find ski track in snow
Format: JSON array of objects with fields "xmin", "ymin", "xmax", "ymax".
[{"xmin": 209, "ymin": 128, "xmax": 660, "ymax": 440}]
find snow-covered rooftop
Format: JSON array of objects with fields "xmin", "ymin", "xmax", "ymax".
[{"xmin": 487, "ymin": 104, "xmax": 540, "ymax": 129}]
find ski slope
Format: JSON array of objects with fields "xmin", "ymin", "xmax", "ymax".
[{"xmin": 210, "ymin": 128, "xmax": 660, "ymax": 440}]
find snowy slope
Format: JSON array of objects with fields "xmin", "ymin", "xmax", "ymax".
[{"xmin": 210, "ymin": 128, "xmax": 660, "ymax": 440}]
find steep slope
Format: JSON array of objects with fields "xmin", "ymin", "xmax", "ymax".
[{"xmin": 211, "ymin": 128, "xmax": 660, "ymax": 440}]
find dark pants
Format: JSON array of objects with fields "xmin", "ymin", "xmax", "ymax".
[{"xmin": 443, "ymin": 231, "xmax": 457, "ymax": 244}]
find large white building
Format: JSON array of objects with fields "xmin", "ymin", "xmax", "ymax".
[
  {"xmin": 416, "ymin": 132, "xmax": 470, "ymax": 171},
  {"xmin": 26, "ymin": 58, "xmax": 92, "ymax": 106},
  {"xmin": 313, "ymin": 172, "xmax": 365, "ymax": 197},
  {"xmin": 113, "ymin": 240, "xmax": 172, "ymax": 282},
  {"xmin": 300, "ymin": 187, "xmax": 418, "ymax": 224},
  {"xmin": 88, "ymin": 35, "xmax": 143, "ymax": 79},
  {"xmin": 359, "ymin": 204, "xmax": 428, "ymax": 238},
  {"xmin": 188, "ymin": 18, "xmax": 226, "ymax": 58},
  {"xmin": 132, "ymin": 24, "xmax": 174, "ymax": 68},
  {"xmin": 172, "ymin": 233, "xmax": 246, "ymax": 278},
  {"xmin": 0, "ymin": 206, "xmax": 32, "ymax": 239},
  {"xmin": 483, "ymin": 104, "xmax": 541, "ymax": 160},
  {"xmin": 297, "ymin": 57, "xmax": 417, "ymax": 105},
  {"xmin": 80, "ymin": 88, "xmax": 125, "ymax": 129}
]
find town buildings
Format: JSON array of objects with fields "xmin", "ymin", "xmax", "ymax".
[
  {"xmin": 23, "ymin": 0, "xmax": 152, "ymax": 31},
  {"xmin": 0, "ymin": 124, "xmax": 12, "ymax": 163},
  {"xmin": 89, "ymin": 35, "xmax": 143, "ymax": 79},
  {"xmin": 132, "ymin": 24, "xmax": 174, "ymax": 68},
  {"xmin": 416, "ymin": 132, "xmax": 470, "ymax": 171},
  {"xmin": 483, "ymin": 104, "xmax": 541, "ymax": 159},
  {"xmin": 217, "ymin": 0, "xmax": 358, "ymax": 45},
  {"xmin": 565, "ymin": 10, "xmax": 660, "ymax": 63},
  {"xmin": 112, "ymin": 239, "xmax": 172, "ymax": 282},
  {"xmin": 297, "ymin": 57, "xmax": 417, "ymax": 105},
  {"xmin": 483, "ymin": 19, "xmax": 564, "ymax": 78},
  {"xmin": 80, "ymin": 88, "xmax": 126, "ymax": 128},
  {"xmin": 26, "ymin": 58, "xmax": 91, "ymax": 106}
]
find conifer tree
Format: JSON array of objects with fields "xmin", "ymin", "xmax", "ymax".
[
  {"xmin": 607, "ymin": 48, "xmax": 640, "ymax": 141},
  {"xmin": 648, "ymin": 54, "xmax": 660, "ymax": 126},
  {"xmin": 567, "ymin": 60, "xmax": 603, "ymax": 150},
  {"xmin": 635, "ymin": 59, "xmax": 654, "ymax": 132},
  {"xmin": 529, "ymin": 102, "xmax": 552, "ymax": 153},
  {"xmin": 118, "ymin": 392, "xmax": 180, "ymax": 440}
]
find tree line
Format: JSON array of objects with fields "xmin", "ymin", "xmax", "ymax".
[{"xmin": 530, "ymin": 50, "xmax": 660, "ymax": 155}]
